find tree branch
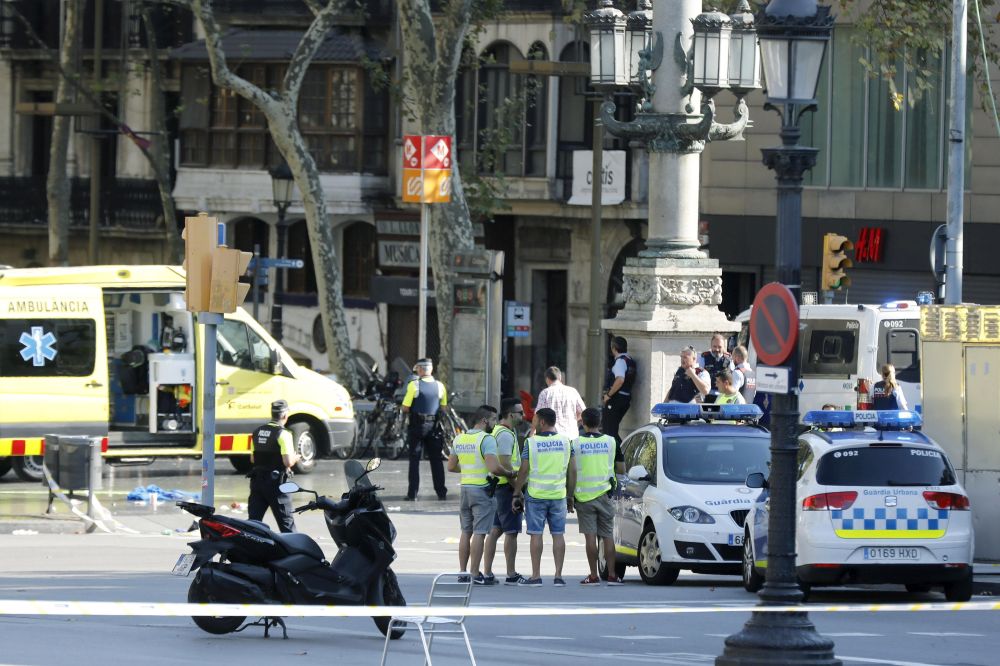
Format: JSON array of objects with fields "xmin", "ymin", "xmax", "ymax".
[
  {"xmin": 190, "ymin": 0, "xmax": 278, "ymax": 114},
  {"xmin": 436, "ymin": 0, "xmax": 475, "ymax": 95},
  {"xmin": 281, "ymin": 0, "xmax": 348, "ymax": 107}
]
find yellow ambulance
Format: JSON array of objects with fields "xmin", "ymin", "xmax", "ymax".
[{"xmin": 0, "ymin": 266, "xmax": 354, "ymax": 482}]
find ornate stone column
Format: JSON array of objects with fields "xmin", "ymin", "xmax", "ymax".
[{"xmin": 601, "ymin": 0, "xmax": 745, "ymax": 433}]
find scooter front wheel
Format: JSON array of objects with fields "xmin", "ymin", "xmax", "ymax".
[
  {"xmin": 188, "ymin": 577, "xmax": 246, "ymax": 634},
  {"xmin": 373, "ymin": 569, "xmax": 406, "ymax": 640}
]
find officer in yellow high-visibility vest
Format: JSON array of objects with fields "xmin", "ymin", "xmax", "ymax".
[
  {"xmin": 512, "ymin": 407, "xmax": 576, "ymax": 587},
  {"xmin": 483, "ymin": 398, "xmax": 527, "ymax": 585},
  {"xmin": 571, "ymin": 407, "xmax": 626, "ymax": 586},
  {"xmin": 447, "ymin": 405, "xmax": 514, "ymax": 585}
]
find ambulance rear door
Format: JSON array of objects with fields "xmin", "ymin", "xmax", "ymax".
[{"xmin": 0, "ymin": 286, "xmax": 110, "ymax": 454}]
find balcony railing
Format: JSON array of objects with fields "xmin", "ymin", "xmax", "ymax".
[{"xmin": 0, "ymin": 176, "xmax": 164, "ymax": 231}]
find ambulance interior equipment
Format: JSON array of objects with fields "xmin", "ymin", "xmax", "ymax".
[{"xmin": 106, "ymin": 291, "xmax": 195, "ymax": 434}]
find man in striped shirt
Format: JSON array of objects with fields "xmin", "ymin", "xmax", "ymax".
[{"xmin": 535, "ymin": 366, "xmax": 585, "ymax": 440}]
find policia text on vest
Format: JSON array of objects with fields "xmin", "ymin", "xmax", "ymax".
[{"xmin": 248, "ymin": 400, "xmax": 299, "ymax": 533}]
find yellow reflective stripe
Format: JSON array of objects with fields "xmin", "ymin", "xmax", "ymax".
[
  {"xmin": 834, "ymin": 529, "xmax": 946, "ymax": 539},
  {"xmin": 455, "ymin": 431, "xmax": 489, "ymax": 485},
  {"xmin": 0, "ymin": 438, "xmax": 45, "ymax": 456},
  {"xmin": 615, "ymin": 545, "xmax": 638, "ymax": 556},
  {"xmin": 757, "ymin": 559, "xmax": 768, "ymax": 569},
  {"xmin": 401, "ymin": 380, "xmax": 418, "ymax": 408}
]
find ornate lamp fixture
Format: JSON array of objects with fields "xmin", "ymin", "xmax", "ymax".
[
  {"xmin": 626, "ymin": 0, "xmax": 653, "ymax": 91},
  {"xmin": 586, "ymin": 0, "xmax": 629, "ymax": 88},
  {"xmin": 727, "ymin": 0, "xmax": 762, "ymax": 95}
]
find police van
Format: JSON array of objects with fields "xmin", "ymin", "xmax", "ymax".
[
  {"xmin": 741, "ymin": 409, "xmax": 974, "ymax": 601},
  {"xmin": 599, "ymin": 404, "xmax": 771, "ymax": 585},
  {"xmin": 735, "ymin": 301, "xmax": 921, "ymax": 415},
  {"xmin": 0, "ymin": 266, "xmax": 355, "ymax": 482}
]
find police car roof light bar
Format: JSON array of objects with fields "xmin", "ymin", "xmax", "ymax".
[
  {"xmin": 650, "ymin": 403, "xmax": 701, "ymax": 421},
  {"xmin": 711, "ymin": 404, "xmax": 763, "ymax": 421},
  {"xmin": 802, "ymin": 409, "xmax": 922, "ymax": 431}
]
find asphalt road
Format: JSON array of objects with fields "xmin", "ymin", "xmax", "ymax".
[{"xmin": 0, "ymin": 459, "xmax": 997, "ymax": 666}]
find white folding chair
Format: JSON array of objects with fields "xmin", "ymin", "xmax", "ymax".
[{"xmin": 380, "ymin": 572, "xmax": 476, "ymax": 666}]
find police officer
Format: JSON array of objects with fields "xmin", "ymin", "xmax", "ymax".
[
  {"xmin": 248, "ymin": 400, "xmax": 299, "ymax": 533},
  {"xmin": 483, "ymin": 398, "xmax": 526, "ymax": 585},
  {"xmin": 401, "ymin": 358, "xmax": 448, "ymax": 501},
  {"xmin": 447, "ymin": 405, "xmax": 513, "ymax": 584},
  {"xmin": 601, "ymin": 336, "xmax": 636, "ymax": 446},
  {"xmin": 700, "ymin": 333, "xmax": 735, "ymax": 395},
  {"xmin": 571, "ymin": 408, "xmax": 625, "ymax": 586},
  {"xmin": 512, "ymin": 407, "xmax": 575, "ymax": 587},
  {"xmin": 732, "ymin": 345, "xmax": 756, "ymax": 404}
]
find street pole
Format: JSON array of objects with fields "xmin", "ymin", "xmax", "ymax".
[
  {"xmin": 586, "ymin": 99, "xmax": 605, "ymax": 406},
  {"xmin": 945, "ymin": 0, "xmax": 967, "ymax": 304},
  {"xmin": 252, "ymin": 242, "xmax": 261, "ymax": 322},
  {"xmin": 199, "ymin": 312, "xmax": 223, "ymax": 509},
  {"xmin": 717, "ymin": 95, "xmax": 839, "ymax": 666},
  {"xmin": 88, "ymin": 0, "xmax": 104, "ymax": 264},
  {"xmin": 271, "ymin": 204, "xmax": 288, "ymax": 342},
  {"xmin": 418, "ymin": 203, "xmax": 429, "ymax": 359}
]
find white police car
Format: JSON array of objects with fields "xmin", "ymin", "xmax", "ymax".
[
  {"xmin": 741, "ymin": 410, "xmax": 974, "ymax": 601},
  {"xmin": 598, "ymin": 403, "xmax": 771, "ymax": 585}
]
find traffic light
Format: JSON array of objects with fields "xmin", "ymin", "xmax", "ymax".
[
  {"xmin": 182, "ymin": 213, "xmax": 218, "ymax": 312},
  {"xmin": 821, "ymin": 233, "xmax": 853, "ymax": 291},
  {"xmin": 209, "ymin": 247, "xmax": 253, "ymax": 314}
]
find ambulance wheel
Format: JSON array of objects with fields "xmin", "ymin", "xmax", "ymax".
[
  {"xmin": 290, "ymin": 422, "xmax": 316, "ymax": 475},
  {"xmin": 638, "ymin": 524, "xmax": 679, "ymax": 585},
  {"xmin": 943, "ymin": 569, "xmax": 973, "ymax": 602},
  {"xmin": 0, "ymin": 458, "xmax": 11, "ymax": 479},
  {"xmin": 229, "ymin": 456, "xmax": 253, "ymax": 474},
  {"xmin": 597, "ymin": 539, "xmax": 626, "ymax": 581},
  {"xmin": 13, "ymin": 456, "xmax": 44, "ymax": 483},
  {"xmin": 742, "ymin": 530, "xmax": 764, "ymax": 593}
]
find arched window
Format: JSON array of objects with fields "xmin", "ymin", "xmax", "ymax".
[
  {"xmin": 455, "ymin": 42, "xmax": 548, "ymax": 177},
  {"xmin": 342, "ymin": 221, "xmax": 376, "ymax": 298},
  {"xmin": 284, "ymin": 220, "xmax": 317, "ymax": 295}
]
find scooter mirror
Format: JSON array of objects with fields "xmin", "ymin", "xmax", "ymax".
[
  {"xmin": 366, "ymin": 457, "xmax": 381, "ymax": 472},
  {"xmin": 279, "ymin": 482, "xmax": 300, "ymax": 494}
]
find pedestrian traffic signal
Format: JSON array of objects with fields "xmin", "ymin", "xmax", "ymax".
[
  {"xmin": 209, "ymin": 247, "xmax": 253, "ymax": 314},
  {"xmin": 821, "ymin": 233, "xmax": 853, "ymax": 291},
  {"xmin": 182, "ymin": 213, "xmax": 218, "ymax": 312}
]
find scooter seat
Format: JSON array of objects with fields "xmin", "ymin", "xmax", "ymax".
[{"xmin": 273, "ymin": 532, "xmax": 325, "ymax": 561}]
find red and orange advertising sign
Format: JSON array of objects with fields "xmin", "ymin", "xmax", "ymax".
[{"xmin": 402, "ymin": 135, "xmax": 452, "ymax": 203}]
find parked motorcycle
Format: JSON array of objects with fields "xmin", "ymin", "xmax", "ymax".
[{"xmin": 173, "ymin": 458, "xmax": 406, "ymax": 639}]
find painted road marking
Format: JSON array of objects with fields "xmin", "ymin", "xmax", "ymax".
[
  {"xmin": 839, "ymin": 656, "xmax": 947, "ymax": 666},
  {"xmin": 907, "ymin": 631, "xmax": 985, "ymax": 637},
  {"xmin": 825, "ymin": 633, "xmax": 884, "ymax": 637},
  {"xmin": 602, "ymin": 635, "xmax": 682, "ymax": 640}
]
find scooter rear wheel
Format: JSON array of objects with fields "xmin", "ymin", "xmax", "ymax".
[
  {"xmin": 373, "ymin": 569, "xmax": 406, "ymax": 640},
  {"xmin": 188, "ymin": 577, "xmax": 246, "ymax": 634}
]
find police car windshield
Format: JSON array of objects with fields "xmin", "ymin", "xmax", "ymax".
[
  {"xmin": 662, "ymin": 437, "xmax": 770, "ymax": 485},
  {"xmin": 816, "ymin": 447, "xmax": 956, "ymax": 487}
]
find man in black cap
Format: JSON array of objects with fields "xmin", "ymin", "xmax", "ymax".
[
  {"xmin": 248, "ymin": 400, "xmax": 299, "ymax": 533},
  {"xmin": 401, "ymin": 358, "xmax": 448, "ymax": 501}
]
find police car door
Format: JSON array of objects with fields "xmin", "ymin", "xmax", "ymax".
[
  {"xmin": 0, "ymin": 286, "xmax": 110, "ymax": 453},
  {"xmin": 617, "ymin": 430, "xmax": 657, "ymax": 558}
]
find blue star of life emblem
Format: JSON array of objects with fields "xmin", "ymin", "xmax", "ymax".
[{"xmin": 19, "ymin": 326, "xmax": 58, "ymax": 367}]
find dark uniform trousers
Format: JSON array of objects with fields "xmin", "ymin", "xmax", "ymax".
[
  {"xmin": 248, "ymin": 469, "xmax": 296, "ymax": 533},
  {"xmin": 407, "ymin": 417, "xmax": 447, "ymax": 499},
  {"xmin": 602, "ymin": 393, "xmax": 632, "ymax": 446}
]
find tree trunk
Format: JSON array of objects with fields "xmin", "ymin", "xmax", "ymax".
[
  {"xmin": 47, "ymin": 0, "xmax": 82, "ymax": 266},
  {"xmin": 188, "ymin": 0, "xmax": 357, "ymax": 388},
  {"xmin": 399, "ymin": 0, "xmax": 477, "ymax": 385},
  {"xmin": 141, "ymin": 6, "xmax": 181, "ymax": 264}
]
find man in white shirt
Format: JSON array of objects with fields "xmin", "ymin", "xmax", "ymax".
[{"xmin": 535, "ymin": 366, "xmax": 585, "ymax": 440}]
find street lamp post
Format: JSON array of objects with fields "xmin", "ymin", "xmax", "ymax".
[
  {"xmin": 583, "ymin": 0, "xmax": 630, "ymax": 406},
  {"xmin": 716, "ymin": 1, "xmax": 837, "ymax": 664},
  {"xmin": 269, "ymin": 161, "xmax": 295, "ymax": 343}
]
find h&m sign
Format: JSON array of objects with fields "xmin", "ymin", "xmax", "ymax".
[{"xmin": 855, "ymin": 227, "xmax": 885, "ymax": 263}]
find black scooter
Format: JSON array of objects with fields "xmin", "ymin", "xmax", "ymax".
[{"xmin": 173, "ymin": 458, "xmax": 406, "ymax": 639}]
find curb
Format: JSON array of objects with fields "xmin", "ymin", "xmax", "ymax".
[{"xmin": 0, "ymin": 515, "xmax": 86, "ymax": 535}]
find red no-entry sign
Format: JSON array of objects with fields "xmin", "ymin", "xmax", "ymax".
[{"xmin": 749, "ymin": 282, "xmax": 799, "ymax": 367}]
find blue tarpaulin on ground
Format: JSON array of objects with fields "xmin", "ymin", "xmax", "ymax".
[{"xmin": 126, "ymin": 485, "xmax": 201, "ymax": 502}]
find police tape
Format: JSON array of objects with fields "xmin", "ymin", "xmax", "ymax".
[{"xmin": 0, "ymin": 599, "xmax": 998, "ymax": 618}]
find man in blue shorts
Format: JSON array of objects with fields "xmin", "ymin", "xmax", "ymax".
[
  {"xmin": 483, "ymin": 398, "xmax": 527, "ymax": 585},
  {"xmin": 512, "ymin": 407, "xmax": 576, "ymax": 587}
]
